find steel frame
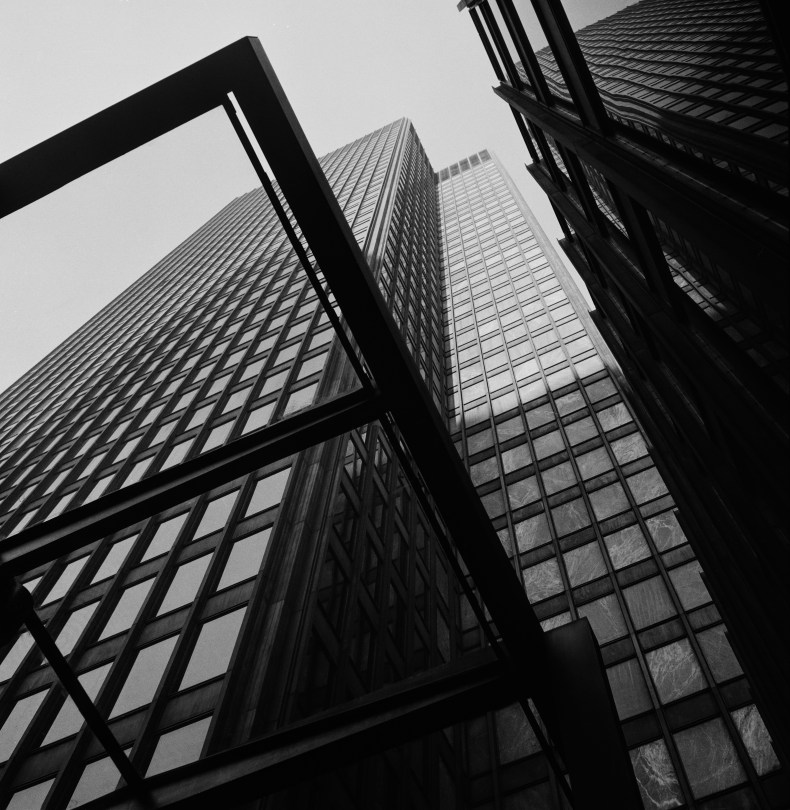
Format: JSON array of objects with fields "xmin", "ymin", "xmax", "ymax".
[{"xmin": 0, "ymin": 37, "xmax": 639, "ymax": 807}]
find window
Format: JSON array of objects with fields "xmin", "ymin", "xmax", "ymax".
[
  {"xmin": 56, "ymin": 602, "xmax": 99, "ymax": 656},
  {"xmin": 0, "ymin": 631, "xmax": 34, "ymax": 683},
  {"xmin": 283, "ymin": 383, "xmax": 318, "ymax": 416},
  {"xmin": 193, "ymin": 491, "xmax": 238, "ymax": 539},
  {"xmin": 242, "ymin": 402, "xmax": 275, "ymax": 434},
  {"xmin": 217, "ymin": 529, "xmax": 271, "ymax": 590},
  {"xmin": 110, "ymin": 636, "xmax": 178, "ymax": 717},
  {"xmin": 99, "ymin": 579, "xmax": 154, "ymax": 639},
  {"xmin": 0, "ymin": 690, "xmax": 48, "ymax": 762},
  {"xmin": 157, "ymin": 555, "xmax": 211, "ymax": 615},
  {"xmin": 146, "ymin": 716, "xmax": 211, "ymax": 776},
  {"xmin": 42, "ymin": 556, "xmax": 89, "ymax": 604},
  {"xmin": 201, "ymin": 422, "xmax": 233, "ymax": 453},
  {"xmin": 69, "ymin": 753, "xmax": 126, "ymax": 807},
  {"xmin": 142, "ymin": 512, "xmax": 189, "ymax": 561},
  {"xmin": 91, "ymin": 534, "xmax": 137, "ymax": 583},
  {"xmin": 180, "ymin": 607, "xmax": 246, "ymax": 689},
  {"xmin": 244, "ymin": 468, "xmax": 291, "ymax": 517},
  {"xmin": 5, "ymin": 779, "xmax": 54, "ymax": 810},
  {"xmin": 41, "ymin": 663, "xmax": 112, "ymax": 745}
]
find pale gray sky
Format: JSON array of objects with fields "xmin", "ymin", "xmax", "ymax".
[{"xmin": 0, "ymin": 0, "xmax": 636, "ymax": 394}]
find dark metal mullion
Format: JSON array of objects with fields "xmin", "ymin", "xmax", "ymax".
[
  {"xmin": 479, "ymin": 2, "xmax": 523, "ymax": 89},
  {"xmin": 469, "ymin": 7, "xmax": 507, "ymax": 84},
  {"xmin": 526, "ymin": 0, "xmax": 611, "ymax": 132},
  {"xmin": 603, "ymin": 184, "xmax": 686, "ymax": 317},
  {"xmin": 559, "ymin": 148, "xmax": 611, "ymax": 236},
  {"xmin": 221, "ymin": 98, "xmax": 373, "ymax": 395},
  {"xmin": 509, "ymin": 108, "xmax": 541, "ymax": 163},
  {"xmin": 495, "ymin": 0, "xmax": 553, "ymax": 104},
  {"xmin": 0, "ymin": 388, "xmax": 382, "ymax": 578}
]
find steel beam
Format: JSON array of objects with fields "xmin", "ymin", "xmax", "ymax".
[
  {"xmin": 0, "ymin": 388, "xmax": 382, "ymax": 577},
  {"xmin": 72, "ymin": 650, "xmax": 515, "ymax": 810}
]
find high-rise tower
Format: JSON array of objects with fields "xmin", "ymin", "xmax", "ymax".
[
  {"xmin": 459, "ymin": 0, "xmax": 789, "ymax": 765},
  {"xmin": 0, "ymin": 39, "xmax": 786, "ymax": 809}
]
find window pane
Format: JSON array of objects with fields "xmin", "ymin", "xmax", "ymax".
[
  {"xmin": 110, "ymin": 636, "xmax": 177, "ymax": 718},
  {"xmin": 68, "ymin": 753, "xmax": 125, "ymax": 807},
  {"xmin": 645, "ymin": 640, "xmax": 706, "ymax": 704},
  {"xmin": 283, "ymin": 382, "xmax": 318, "ymax": 415},
  {"xmin": 244, "ymin": 468, "xmax": 291, "ymax": 517},
  {"xmin": 607, "ymin": 658, "xmax": 652, "ymax": 719},
  {"xmin": 6, "ymin": 779, "xmax": 54, "ymax": 810},
  {"xmin": 41, "ymin": 663, "xmax": 111, "ymax": 745},
  {"xmin": 146, "ymin": 716, "xmax": 211, "ymax": 776},
  {"xmin": 91, "ymin": 534, "xmax": 137, "ymax": 584},
  {"xmin": 142, "ymin": 512, "xmax": 189, "ymax": 561},
  {"xmin": 99, "ymin": 579, "xmax": 154, "ymax": 640},
  {"xmin": 0, "ymin": 631, "xmax": 34, "ymax": 683},
  {"xmin": 578, "ymin": 594, "xmax": 627, "ymax": 644},
  {"xmin": 180, "ymin": 607, "xmax": 246, "ymax": 689},
  {"xmin": 0, "ymin": 691, "xmax": 47, "ymax": 762},
  {"xmin": 193, "ymin": 491, "xmax": 238, "ymax": 539},
  {"xmin": 669, "ymin": 561, "xmax": 711, "ymax": 610},
  {"xmin": 696, "ymin": 624, "xmax": 743, "ymax": 683},
  {"xmin": 217, "ymin": 528, "xmax": 271, "ymax": 590},
  {"xmin": 629, "ymin": 740, "xmax": 683, "ymax": 810},
  {"xmin": 242, "ymin": 402, "xmax": 275, "ymax": 434},
  {"xmin": 42, "ymin": 556, "xmax": 89, "ymax": 604},
  {"xmin": 157, "ymin": 555, "xmax": 211, "ymax": 615},
  {"xmin": 623, "ymin": 577, "xmax": 676, "ymax": 630},
  {"xmin": 674, "ymin": 718, "xmax": 746, "ymax": 798},
  {"xmin": 56, "ymin": 602, "xmax": 99, "ymax": 656}
]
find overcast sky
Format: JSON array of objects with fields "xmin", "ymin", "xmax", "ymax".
[{"xmin": 0, "ymin": 0, "xmax": 636, "ymax": 394}]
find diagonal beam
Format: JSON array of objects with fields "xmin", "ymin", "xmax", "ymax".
[
  {"xmin": 75, "ymin": 650, "xmax": 515, "ymax": 810},
  {"xmin": 0, "ymin": 388, "xmax": 382, "ymax": 578}
]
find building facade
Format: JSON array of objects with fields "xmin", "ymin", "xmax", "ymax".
[
  {"xmin": 0, "ymin": 116, "xmax": 785, "ymax": 809},
  {"xmin": 460, "ymin": 0, "xmax": 789, "ymax": 768}
]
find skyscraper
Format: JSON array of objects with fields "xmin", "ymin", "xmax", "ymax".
[
  {"xmin": 0, "ymin": 41, "xmax": 786, "ymax": 810},
  {"xmin": 460, "ymin": 0, "xmax": 789, "ymax": 765}
]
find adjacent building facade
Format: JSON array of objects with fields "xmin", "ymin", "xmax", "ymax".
[
  {"xmin": 460, "ymin": 0, "xmax": 789, "ymax": 771},
  {"xmin": 0, "ymin": 115, "xmax": 785, "ymax": 809}
]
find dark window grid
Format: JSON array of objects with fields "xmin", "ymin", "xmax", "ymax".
[
  {"xmin": 40, "ymin": 509, "xmax": 252, "ymax": 793},
  {"xmin": 325, "ymin": 429, "xmax": 458, "ymax": 694},
  {"xmin": 0, "ymin": 205, "xmax": 258, "ymax": 486},
  {"xmin": 558, "ymin": 394, "xmax": 761, "ymax": 797},
  {"xmin": 129, "ymin": 471, "xmax": 297, "ymax": 766},
  {"xmin": 0, "ymin": 582, "xmax": 155, "ymax": 788},
  {"xmin": 0, "ymin": 243, "xmax": 271, "ymax": 524},
  {"xmin": 442, "ymin": 181, "xmax": 741, "ymax": 800},
  {"xmin": 0, "ymin": 596, "xmax": 108, "ymax": 773}
]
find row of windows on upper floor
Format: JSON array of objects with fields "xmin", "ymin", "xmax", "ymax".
[
  {"xmin": 1, "ymin": 320, "xmax": 331, "ymax": 534},
  {"xmin": 1, "ymin": 465, "xmax": 290, "ymax": 692},
  {"xmin": 0, "ymin": 230, "xmax": 284, "ymax": 464},
  {"xmin": 0, "ymin": 261, "xmax": 323, "ymax": 495},
  {"xmin": 0, "ymin": 469, "xmax": 293, "ymax": 801},
  {"xmin": 0, "ymin": 124, "xmax": 404, "ymax": 442},
  {"xmin": 0, "ymin": 194, "xmax": 282, "ymax": 430}
]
